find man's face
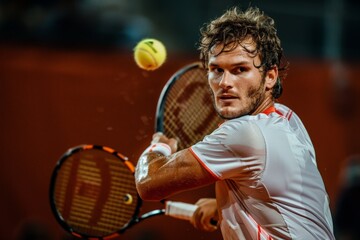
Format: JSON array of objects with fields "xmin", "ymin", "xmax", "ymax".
[{"xmin": 208, "ymin": 40, "xmax": 266, "ymax": 119}]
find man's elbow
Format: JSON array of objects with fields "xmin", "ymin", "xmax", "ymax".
[{"xmin": 135, "ymin": 182, "xmax": 164, "ymax": 201}]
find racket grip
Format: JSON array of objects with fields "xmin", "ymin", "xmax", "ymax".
[{"xmin": 165, "ymin": 201, "xmax": 198, "ymax": 221}]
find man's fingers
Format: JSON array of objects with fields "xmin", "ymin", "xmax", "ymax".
[
  {"xmin": 151, "ymin": 132, "xmax": 164, "ymax": 143},
  {"xmin": 168, "ymin": 138, "xmax": 178, "ymax": 153},
  {"xmin": 201, "ymin": 216, "xmax": 218, "ymax": 232},
  {"xmin": 191, "ymin": 208, "xmax": 218, "ymax": 232},
  {"xmin": 151, "ymin": 132, "xmax": 178, "ymax": 153}
]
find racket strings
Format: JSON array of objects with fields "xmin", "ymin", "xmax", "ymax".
[
  {"xmin": 163, "ymin": 67, "xmax": 222, "ymax": 150},
  {"xmin": 53, "ymin": 149, "xmax": 139, "ymax": 237}
]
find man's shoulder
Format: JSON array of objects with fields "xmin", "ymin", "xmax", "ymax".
[{"xmin": 218, "ymin": 115, "xmax": 269, "ymax": 137}]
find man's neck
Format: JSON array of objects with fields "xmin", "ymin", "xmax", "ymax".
[{"xmin": 251, "ymin": 97, "xmax": 274, "ymax": 115}]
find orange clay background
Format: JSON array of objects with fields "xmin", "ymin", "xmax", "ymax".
[{"xmin": 0, "ymin": 44, "xmax": 359, "ymax": 240}]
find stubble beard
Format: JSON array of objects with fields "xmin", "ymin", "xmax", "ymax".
[{"xmin": 212, "ymin": 76, "xmax": 266, "ymax": 120}]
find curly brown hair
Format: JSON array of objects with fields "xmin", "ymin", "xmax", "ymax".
[{"xmin": 198, "ymin": 7, "xmax": 289, "ymax": 99}]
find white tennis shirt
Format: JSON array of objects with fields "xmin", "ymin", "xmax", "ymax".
[{"xmin": 190, "ymin": 103, "xmax": 334, "ymax": 240}]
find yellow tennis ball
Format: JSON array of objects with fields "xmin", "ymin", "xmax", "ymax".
[{"xmin": 134, "ymin": 38, "xmax": 167, "ymax": 71}]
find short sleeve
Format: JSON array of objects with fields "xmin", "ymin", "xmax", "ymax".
[{"xmin": 190, "ymin": 119, "xmax": 266, "ymax": 180}]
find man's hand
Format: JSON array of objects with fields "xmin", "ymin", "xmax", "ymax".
[
  {"xmin": 151, "ymin": 132, "xmax": 178, "ymax": 154},
  {"xmin": 190, "ymin": 198, "xmax": 219, "ymax": 232}
]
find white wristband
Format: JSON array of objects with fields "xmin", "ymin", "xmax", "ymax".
[{"xmin": 141, "ymin": 143, "xmax": 172, "ymax": 157}]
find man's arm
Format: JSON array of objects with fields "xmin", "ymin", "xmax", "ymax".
[{"xmin": 135, "ymin": 133, "xmax": 216, "ymax": 201}]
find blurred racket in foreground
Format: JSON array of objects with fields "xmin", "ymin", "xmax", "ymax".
[
  {"xmin": 49, "ymin": 145, "xmax": 202, "ymax": 239},
  {"xmin": 155, "ymin": 62, "xmax": 222, "ymax": 150}
]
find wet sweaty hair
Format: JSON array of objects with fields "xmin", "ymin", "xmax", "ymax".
[{"xmin": 198, "ymin": 7, "xmax": 289, "ymax": 99}]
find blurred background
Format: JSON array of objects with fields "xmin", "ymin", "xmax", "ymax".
[{"xmin": 0, "ymin": 0, "xmax": 359, "ymax": 239}]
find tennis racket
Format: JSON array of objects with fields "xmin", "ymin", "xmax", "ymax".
[
  {"xmin": 155, "ymin": 62, "xmax": 223, "ymax": 150},
  {"xmin": 49, "ymin": 144, "xmax": 201, "ymax": 239}
]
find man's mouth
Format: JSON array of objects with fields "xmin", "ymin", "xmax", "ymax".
[{"xmin": 218, "ymin": 94, "xmax": 238, "ymax": 101}]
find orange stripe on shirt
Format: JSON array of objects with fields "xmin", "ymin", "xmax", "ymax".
[
  {"xmin": 258, "ymin": 224, "xmax": 262, "ymax": 240},
  {"xmin": 287, "ymin": 110, "xmax": 293, "ymax": 120}
]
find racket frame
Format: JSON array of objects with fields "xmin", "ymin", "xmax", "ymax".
[
  {"xmin": 49, "ymin": 144, "xmax": 156, "ymax": 239},
  {"xmin": 155, "ymin": 62, "xmax": 203, "ymax": 133}
]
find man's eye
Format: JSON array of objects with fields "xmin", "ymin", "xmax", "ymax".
[
  {"xmin": 209, "ymin": 67, "xmax": 223, "ymax": 74},
  {"xmin": 234, "ymin": 67, "xmax": 247, "ymax": 74},
  {"xmin": 214, "ymin": 68, "xmax": 223, "ymax": 73}
]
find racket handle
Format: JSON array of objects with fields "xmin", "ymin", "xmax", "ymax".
[
  {"xmin": 165, "ymin": 201, "xmax": 198, "ymax": 221},
  {"xmin": 165, "ymin": 201, "xmax": 218, "ymax": 226}
]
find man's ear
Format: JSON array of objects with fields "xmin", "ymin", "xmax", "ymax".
[{"xmin": 265, "ymin": 66, "xmax": 278, "ymax": 89}]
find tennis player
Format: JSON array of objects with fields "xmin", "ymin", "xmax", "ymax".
[{"xmin": 135, "ymin": 6, "xmax": 335, "ymax": 239}]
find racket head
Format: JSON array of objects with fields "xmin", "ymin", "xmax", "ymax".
[
  {"xmin": 155, "ymin": 62, "xmax": 222, "ymax": 150},
  {"xmin": 49, "ymin": 145, "xmax": 141, "ymax": 239}
]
